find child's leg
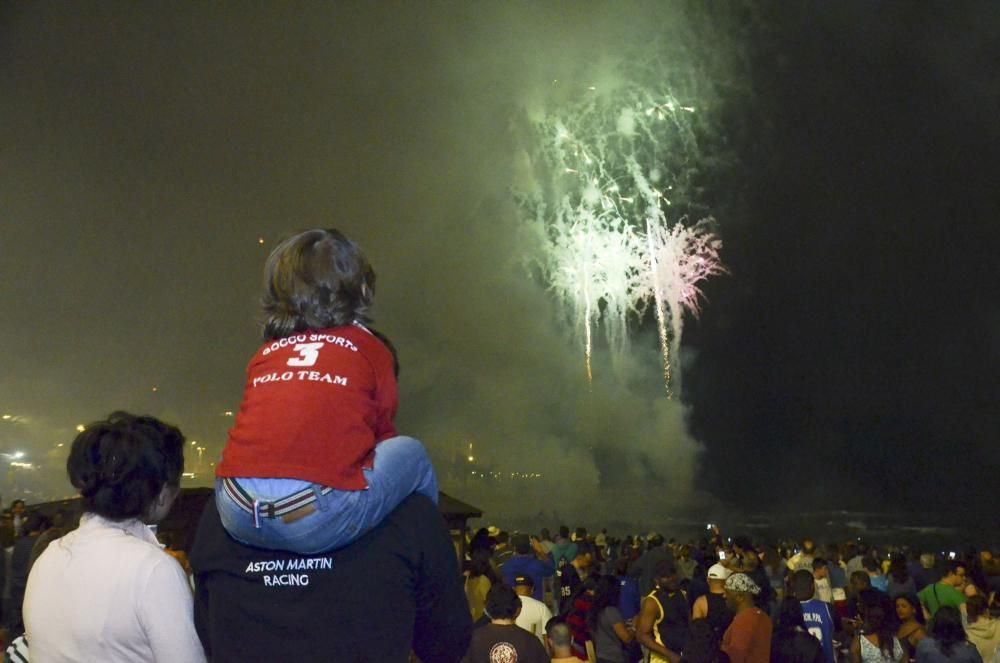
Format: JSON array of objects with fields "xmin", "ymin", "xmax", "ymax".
[{"xmin": 213, "ymin": 437, "xmax": 437, "ymax": 555}]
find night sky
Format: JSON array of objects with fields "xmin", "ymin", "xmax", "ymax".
[{"xmin": 1, "ymin": 3, "xmax": 997, "ymax": 529}]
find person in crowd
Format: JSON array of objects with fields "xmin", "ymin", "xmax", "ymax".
[
  {"xmin": 503, "ymin": 533, "xmax": 555, "ymax": 602},
  {"xmin": 565, "ymin": 576, "xmax": 598, "ymax": 660},
  {"xmin": 552, "ymin": 526, "xmax": 579, "ymax": 569},
  {"xmin": 9, "ymin": 500, "xmax": 26, "ymax": 539},
  {"xmin": 850, "ymin": 589, "xmax": 904, "ymax": 663},
  {"xmin": 638, "ymin": 560, "xmax": 690, "ymax": 662},
  {"xmin": 770, "ymin": 596, "xmax": 825, "ymax": 663},
  {"xmin": 789, "ymin": 540, "xmax": 817, "ymax": 573},
  {"xmin": 539, "ymin": 528, "xmax": 555, "ymax": 555},
  {"xmin": 915, "ymin": 605, "xmax": 982, "ymax": 663},
  {"xmin": 191, "ymin": 491, "xmax": 470, "ymax": 659},
  {"xmin": 7, "ymin": 512, "xmax": 51, "ymax": 632},
  {"xmin": 588, "ymin": 574, "xmax": 634, "ymax": 663},
  {"xmin": 596, "ymin": 529, "xmax": 608, "ymax": 549},
  {"xmin": 560, "ymin": 543, "xmax": 595, "ymax": 614},
  {"xmin": 462, "ymin": 583, "xmax": 548, "ymax": 663},
  {"xmin": 469, "ymin": 527, "xmax": 493, "ymax": 556},
  {"xmin": 847, "ymin": 545, "xmax": 871, "ymax": 579},
  {"xmin": 919, "ymin": 561, "xmax": 968, "ymax": 619},
  {"xmin": 760, "ymin": 547, "xmax": 786, "ymax": 604},
  {"xmin": 678, "ymin": 545, "xmax": 698, "ymax": 582},
  {"xmin": 791, "ymin": 569, "xmax": 838, "ymax": 663},
  {"xmin": 889, "ymin": 554, "xmax": 918, "ymax": 599},
  {"xmin": 633, "ymin": 534, "xmax": 678, "ymax": 597},
  {"xmin": 964, "ymin": 594, "xmax": 1000, "ymax": 662},
  {"xmin": 215, "ymin": 228, "xmax": 438, "ymax": 555},
  {"xmin": 515, "ymin": 575, "xmax": 554, "ymax": 645},
  {"xmin": 547, "ymin": 617, "xmax": 579, "ymax": 663},
  {"xmin": 23, "ymin": 412, "xmax": 206, "ymax": 662},
  {"xmin": 494, "ymin": 531, "xmax": 516, "ymax": 567},
  {"xmin": 896, "ymin": 592, "xmax": 928, "ymax": 661},
  {"xmin": 683, "ymin": 618, "xmax": 731, "ymax": 663},
  {"xmin": 615, "ymin": 557, "xmax": 642, "ymax": 622},
  {"xmin": 742, "ymin": 548, "xmax": 775, "ymax": 612},
  {"xmin": 467, "ymin": 547, "xmax": 499, "ymax": 622},
  {"xmin": 865, "ymin": 556, "xmax": 891, "ymax": 593},
  {"xmin": 849, "ymin": 571, "xmax": 876, "ymax": 620},
  {"xmin": 812, "ymin": 558, "xmax": 834, "ymax": 603},
  {"xmin": 692, "ymin": 563, "xmax": 735, "ymax": 639},
  {"xmin": 721, "ymin": 572, "xmax": 772, "ymax": 663}
]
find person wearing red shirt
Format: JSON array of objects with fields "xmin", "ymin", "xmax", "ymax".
[
  {"xmin": 215, "ymin": 228, "xmax": 437, "ymax": 554},
  {"xmin": 721, "ymin": 573, "xmax": 772, "ymax": 663}
]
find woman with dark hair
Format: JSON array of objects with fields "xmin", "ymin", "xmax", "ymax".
[
  {"xmin": 851, "ymin": 589, "xmax": 905, "ymax": 662},
  {"xmin": 23, "ymin": 412, "xmax": 205, "ymax": 662},
  {"xmin": 962, "ymin": 595, "xmax": 998, "ymax": 662},
  {"xmin": 589, "ymin": 574, "xmax": 634, "ymax": 663},
  {"xmin": 466, "ymin": 548, "xmax": 499, "ymax": 622},
  {"xmin": 769, "ymin": 596, "xmax": 825, "ymax": 663},
  {"xmin": 896, "ymin": 592, "xmax": 928, "ymax": 661},
  {"xmin": 915, "ymin": 605, "xmax": 982, "ymax": 662}
]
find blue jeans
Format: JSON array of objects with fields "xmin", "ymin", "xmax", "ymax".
[{"xmin": 216, "ymin": 436, "xmax": 438, "ymax": 554}]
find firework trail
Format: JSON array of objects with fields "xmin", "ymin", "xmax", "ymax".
[{"xmin": 522, "ymin": 61, "xmax": 724, "ymax": 391}]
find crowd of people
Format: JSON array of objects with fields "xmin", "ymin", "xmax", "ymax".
[
  {"xmin": 460, "ymin": 526, "xmax": 1000, "ymax": 663},
  {"xmin": 1, "ymin": 229, "xmax": 996, "ymax": 662}
]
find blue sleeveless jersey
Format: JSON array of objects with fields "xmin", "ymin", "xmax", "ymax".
[{"xmin": 800, "ymin": 598, "xmax": 835, "ymax": 663}]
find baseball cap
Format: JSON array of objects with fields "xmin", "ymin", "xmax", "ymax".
[
  {"xmin": 707, "ymin": 563, "xmax": 731, "ymax": 580},
  {"xmin": 513, "ymin": 575, "xmax": 533, "ymax": 587}
]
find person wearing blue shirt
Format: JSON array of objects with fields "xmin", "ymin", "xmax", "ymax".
[
  {"xmin": 501, "ymin": 534, "xmax": 555, "ymax": 603},
  {"xmin": 791, "ymin": 570, "xmax": 838, "ymax": 663}
]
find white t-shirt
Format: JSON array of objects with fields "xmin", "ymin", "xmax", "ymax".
[
  {"xmin": 516, "ymin": 594, "xmax": 553, "ymax": 643},
  {"xmin": 24, "ymin": 513, "xmax": 206, "ymax": 663}
]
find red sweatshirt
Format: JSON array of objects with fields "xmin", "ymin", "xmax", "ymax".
[{"xmin": 216, "ymin": 325, "xmax": 397, "ymax": 490}]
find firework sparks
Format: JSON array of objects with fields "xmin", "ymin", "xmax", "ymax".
[{"xmin": 520, "ymin": 58, "xmax": 725, "ymax": 391}]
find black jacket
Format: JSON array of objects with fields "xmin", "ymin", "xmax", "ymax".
[{"xmin": 190, "ymin": 495, "xmax": 472, "ymax": 662}]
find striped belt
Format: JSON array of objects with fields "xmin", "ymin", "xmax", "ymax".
[{"xmin": 221, "ymin": 477, "xmax": 334, "ymax": 527}]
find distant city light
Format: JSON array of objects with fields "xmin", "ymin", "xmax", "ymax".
[
  {"xmin": 10, "ymin": 462, "xmax": 32, "ymax": 469},
  {"xmin": 222, "ymin": 411, "xmax": 234, "ymax": 417},
  {"xmin": 467, "ymin": 455, "xmax": 475, "ymax": 462},
  {"xmin": 2, "ymin": 414, "xmax": 11, "ymax": 420},
  {"xmin": 151, "ymin": 386, "xmax": 158, "ymax": 392},
  {"xmin": 76, "ymin": 424, "xmax": 85, "ymax": 432}
]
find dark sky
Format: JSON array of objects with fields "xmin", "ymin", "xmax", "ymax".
[{"xmin": 1, "ymin": 3, "xmax": 997, "ymax": 527}]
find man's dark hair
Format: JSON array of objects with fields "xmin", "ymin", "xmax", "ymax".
[
  {"xmin": 648, "ymin": 534, "xmax": 664, "ymax": 548},
  {"xmin": 966, "ymin": 594, "xmax": 988, "ymax": 623},
  {"xmin": 67, "ymin": 412, "xmax": 185, "ymax": 520},
  {"xmin": 929, "ymin": 606, "xmax": 967, "ymax": 657},
  {"xmin": 850, "ymin": 570, "xmax": 871, "ymax": 588},
  {"xmin": 732, "ymin": 535, "xmax": 752, "ymax": 551},
  {"xmin": 512, "ymin": 534, "xmax": 531, "ymax": 555},
  {"xmin": 791, "ymin": 569, "xmax": 815, "ymax": 601},
  {"xmin": 944, "ymin": 559, "xmax": 966, "ymax": 577},
  {"xmin": 653, "ymin": 559, "xmax": 677, "ymax": 579},
  {"xmin": 812, "ymin": 557, "xmax": 828, "ymax": 571},
  {"xmin": 496, "ymin": 531, "xmax": 509, "ymax": 545},
  {"xmin": 575, "ymin": 541, "xmax": 596, "ymax": 559},
  {"xmin": 485, "ymin": 583, "xmax": 520, "ymax": 620},
  {"xmin": 862, "ymin": 556, "xmax": 881, "ymax": 573},
  {"xmin": 260, "ymin": 228, "xmax": 375, "ymax": 341},
  {"xmin": 11, "ymin": 499, "xmax": 25, "ymax": 509},
  {"xmin": 559, "ymin": 525, "xmax": 570, "ymax": 539}
]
